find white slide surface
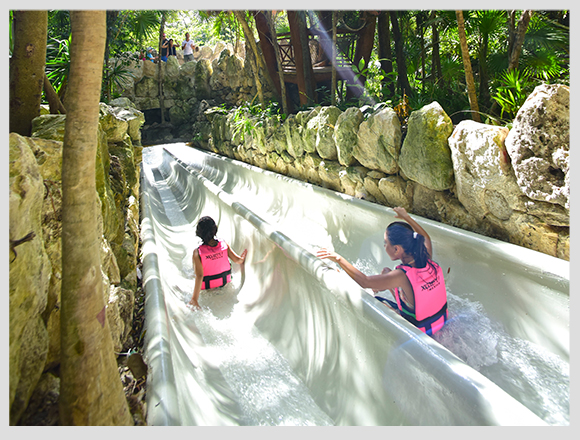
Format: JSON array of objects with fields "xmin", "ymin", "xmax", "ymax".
[{"xmin": 140, "ymin": 143, "xmax": 569, "ymax": 426}]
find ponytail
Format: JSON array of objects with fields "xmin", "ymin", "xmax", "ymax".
[{"xmin": 386, "ymin": 222, "xmax": 431, "ymax": 268}]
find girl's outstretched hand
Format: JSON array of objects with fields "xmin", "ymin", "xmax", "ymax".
[
  {"xmin": 393, "ymin": 206, "xmax": 411, "ymax": 220},
  {"xmin": 316, "ymin": 248, "xmax": 340, "ymax": 263},
  {"xmin": 240, "ymin": 249, "xmax": 248, "ymax": 263}
]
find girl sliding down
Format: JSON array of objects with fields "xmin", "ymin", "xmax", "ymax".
[
  {"xmin": 317, "ymin": 207, "xmax": 447, "ymax": 335},
  {"xmin": 189, "ymin": 216, "xmax": 247, "ymax": 309}
]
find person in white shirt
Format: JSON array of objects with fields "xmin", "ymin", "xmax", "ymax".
[{"xmin": 182, "ymin": 32, "xmax": 197, "ymax": 62}]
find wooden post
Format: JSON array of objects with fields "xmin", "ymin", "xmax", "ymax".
[{"xmin": 287, "ymin": 10, "xmax": 315, "ymax": 106}]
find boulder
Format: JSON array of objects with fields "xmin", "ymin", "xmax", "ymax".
[
  {"xmin": 354, "ymin": 107, "xmax": 401, "ymax": 174},
  {"xmin": 302, "ymin": 107, "xmax": 322, "ymax": 154},
  {"xmin": 399, "ymin": 102, "xmax": 454, "ymax": 191},
  {"xmin": 31, "ymin": 114, "xmax": 67, "ymax": 140},
  {"xmin": 135, "ymin": 76, "xmax": 159, "ymax": 98},
  {"xmin": 9, "ymin": 133, "xmax": 52, "ymax": 425},
  {"xmin": 142, "ymin": 58, "xmax": 158, "ymax": 78},
  {"xmin": 110, "ymin": 105, "xmax": 145, "ymax": 145},
  {"xmin": 304, "ymin": 106, "xmax": 342, "ymax": 160},
  {"xmin": 107, "ymin": 286, "xmax": 136, "ymax": 353},
  {"xmin": 303, "ymin": 153, "xmax": 324, "ymax": 186},
  {"xmin": 363, "ymin": 171, "xmax": 388, "ymax": 204},
  {"xmin": 99, "ymin": 103, "xmax": 129, "ymax": 143},
  {"xmin": 165, "ymin": 55, "xmax": 181, "ymax": 78},
  {"xmin": 318, "ymin": 160, "xmax": 344, "ymax": 192},
  {"xmin": 378, "ymin": 175, "xmax": 414, "ymax": 211},
  {"xmin": 449, "ymin": 120, "xmax": 525, "ymax": 221},
  {"xmin": 283, "ymin": 113, "xmax": 306, "ymax": 158},
  {"xmin": 334, "ymin": 107, "xmax": 364, "ymax": 166},
  {"xmin": 194, "ymin": 59, "xmax": 213, "ymax": 100},
  {"xmin": 505, "ymin": 84, "xmax": 569, "ymax": 209},
  {"xmin": 339, "ymin": 166, "xmax": 368, "ymax": 198},
  {"xmin": 10, "ymin": 101, "xmax": 142, "ymax": 423}
]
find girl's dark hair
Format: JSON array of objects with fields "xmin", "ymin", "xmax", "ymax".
[
  {"xmin": 386, "ymin": 222, "xmax": 431, "ymax": 268},
  {"xmin": 196, "ymin": 216, "xmax": 217, "ymax": 245}
]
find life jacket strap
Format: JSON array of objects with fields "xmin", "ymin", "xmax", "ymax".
[{"xmin": 202, "ymin": 269, "xmax": 232, "ymax": 290}]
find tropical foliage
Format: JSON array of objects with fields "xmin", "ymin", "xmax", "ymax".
[{"xmin": 38, "ymin": 9, "xmax": 569, "ymax": 124}]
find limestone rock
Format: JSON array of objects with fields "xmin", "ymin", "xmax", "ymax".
[
  {"xmin": 505, "ymin": 84, "xmax": 569, "ymax": 209},
  {"xmin": 318, "ymin": 160, "xmax": 344, "ymax": 191},
  {"xmin": 135, "ymin": 76, "xmax": 159, "ymax": 98},
  {"xmin": 339, "ymin": 166, "xmax": 368, "ymax": 198},
  {"xmin": 303, "ymin": 153, "xmax": 323, "ymax": 186},
  {"xmin": 9, "ymin": 133, "xmax": 52, "ymax": 425},
  {"xmin": 305, "ymin": 106, "xmax": 342, "ymax": 160},
  {"xmin": 107, "ymin": 286, "xmax": 135, "ymax": 353},
  {"xmin": 363, "ymin": 171, "xmax": 388, "ymax": 204},
  {"xmin": 165, "ymin": 55, "xmax": 181, "ymax": 78},
  {"xmin": 334, "ymin": 107, "xmax": 364, "ymax": 166},
  {"xmin": 283, "ymin": 114, "xmax": 305, "ymax": 158},
  {"xmin": 354, "ymin": 107, "xmax": 401, "ymax": 174},
  {"xmin": 449, "ymin": 120, "xmax": 524, "ymax": 221},
  {"xmin": 302, "ymin": 107, "xmax": 322, "ymax": 154},
  {"xmin": 378, "ymin": 175, "xmax": 413, "ymax": 210},
  {"xmin": 16, "ymin": 372, "xmax": 60, "ymax": 426},
  {"xmin": 31, "ymin": 114, "xmax": 67, "ymax": 140},
  {"xmin": 194, "ymin": 59, "xmax": 213, "ymax": 100},
  {"xmin": 399, "ymin": 102, "xmax": 454, "ymax": 191},
  {"xmin": 142, "ymin": 58, "xmax": 158, "ymax": 78},
  {"xmin": 110, "ymin": 105, "xmax": 145, "ymax": 145},
  {"xmin": 100, "ymin": 103, "xmax": 129, "ymax": 143}
]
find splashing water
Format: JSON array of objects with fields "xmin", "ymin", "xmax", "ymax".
[
  {"xmin": 434, "ymin": 292, "xmax": 569, "ymax": 425},
  {"xmin": 190, "ymin": 296, "xmax": 335, "ymax": 426}
]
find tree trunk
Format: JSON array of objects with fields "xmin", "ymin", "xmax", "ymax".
[
  {"xmin": 158, "ymin": 13, "xmax": 166, "ymax": 123},
  {"xmin": 456, "ymin": 10, "xmax": 481, "ymax": 122},
  {"xmin": 478, "ymin": 34, "xmax": 491, "ymax": 111},
  {"xmin": 265, "ymin": 11, "xmax": 288, "ymax": 115},
  {"xmin": 508, "ymin": 10, "xmax": 533, "ymax": 71},
  {"xmin": 331, "ymin": 11, "xmax": 337, "ymax": 106},
  {"xmin": 233, "ymin": 11, "xmax": 265, "ymax": 108},
  {"xmin": 347, "ymin": 11, "xmax": 377, "ymax": 100},
  {"xmin": 287, "ymin": 10, "xmax": 315, "ymax": 106},
  {"xmin": 430, "ymin": 11, "xmax": 443, "ymax": 86},
  {"xmin": 377, "ymin": 12, "xmax": 395, "ymax": 98},
  {"xmin": 9, "ymin": 10, "xmax": 48, "ymax": 136},
  {"xmin": 254, "ymin": 11, "xmax": 283, "ymax": 98},
  {"xmin": 59, "ymin": 10, "xmax": 132, "ymax": 426},
  {"xmin": 390, "ymin": 11, "xmax": 412, "ymax": 97},
  {"xmin": 43, "ymin": 73, "xmax": 66, "ymax": 114}
]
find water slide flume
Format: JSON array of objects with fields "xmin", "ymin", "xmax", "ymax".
[{"xmin": 140, "ymin": 144, "xmax": 569, "ymax": 425}]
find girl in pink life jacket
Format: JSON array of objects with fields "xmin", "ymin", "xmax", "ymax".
[
  {"xmin": 189, "ymin": 216, "xmax": 247, "ymax": 309},
  {"xmin": 316, "ymin": 206, "xmax": 448, "ymax": 335}
]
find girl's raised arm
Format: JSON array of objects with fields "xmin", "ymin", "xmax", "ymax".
[{"xmin": 392, "ymin": 207, "xmax": 433, "ymax": 258}]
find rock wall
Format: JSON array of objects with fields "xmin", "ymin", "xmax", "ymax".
[
  {"xmin": 191, "ymin": 84, "xmax": 569, "ymax": 260},
  {"xmin": 9, "ymin": 101, "xmax": 145, "ymax": 425},
  {"xmin": 115, "ymin": 42, "xmax": 274, "ymax": 145}
]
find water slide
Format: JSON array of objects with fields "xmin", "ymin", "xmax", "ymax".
[{"xmin": 140, "ymin": 143, "xmax": 569, "ymax": 426}]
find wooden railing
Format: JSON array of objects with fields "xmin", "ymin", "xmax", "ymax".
[{"xmin": 276, "ymin": 30, "xmax": 358, "ymax": 71}]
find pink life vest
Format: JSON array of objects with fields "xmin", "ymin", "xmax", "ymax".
[
  {"xmin": 198, "ymin": 240, "xmax": 231, "ymax": 290},
  {"xmin": 394, "ymin": 260, "xmax": 448, "ymax": 335}
]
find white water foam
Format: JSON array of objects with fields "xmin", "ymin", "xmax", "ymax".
[{"xmin": 190, "ymin": 299, "xmax": 335, "ymax": 426}]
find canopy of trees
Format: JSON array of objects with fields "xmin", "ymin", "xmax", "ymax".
[{"xmin": 12, "ymin": 9, "xmax": 566, "ymax": 127}]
